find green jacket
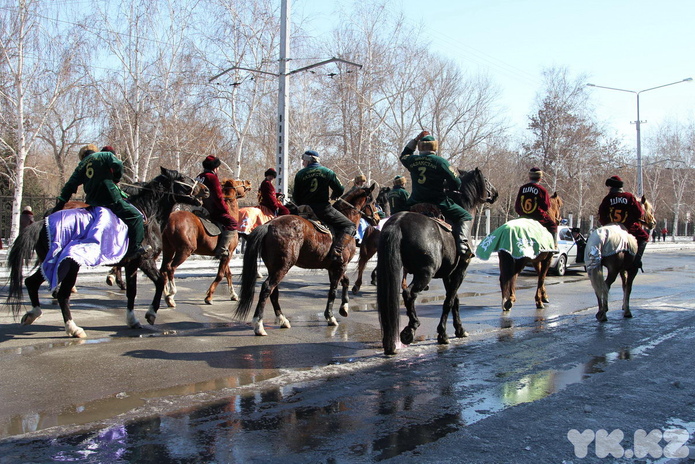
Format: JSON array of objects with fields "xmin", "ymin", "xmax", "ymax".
[
  {"xmin": 59, "ymin": 151, "xmax": 128, "ymax": 206},
  {"xmin": 387, "ymin": 186, "xmax": 410, "ymax": 214},
  {"xmin": 292, "ymin": 163, "xmax": 344, "ymax": 205},
  {"xmin": 399, "ymin": 146, "xmax": 461, "ymax": 204}
]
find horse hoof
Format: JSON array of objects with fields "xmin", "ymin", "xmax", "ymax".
[
  {"xmin": 351, "ymin": 286, "xmax": 359, "ymax": 295},
  {"xmin": 596, "ymin": 312, "xmax": 607, "ymax": 322},
  {"xmin": 277, "ymin": 315, "xmax": 291, "ymax": 329},
  {"xmin": 229, "ymin": 294, "xmax": 239, "ymax": 302},
  {"xmin": 327, "ymin": 317, "xmax": 339, "ymax": 327},
  {"xmin": 339, "ymin": 305, "xmax": 349, "ymax": 318},
  {"xmin": 145, "ymin": 314, "xmax": 156, "ymax": 325},
  {"xmin": 536, "ymin": 302, "xmax": 545, "ymax": 309},
  {"xmin": 455, "ymin": 328, "xmax": 468, "ymax": 338},
  {"xmin": 165, "ymin": 296, "xmax": 176, "ymax": 308},
  {"xmin": 437, "ymin": 334, "xmax": 450, "ymax": 345},
  {"xmin": 503, "ymin": 299, "xmax": 514, "ymax": 311},
  {"xmin": 624, "ymin": 311, "xmax": 633, "ymax": 318},
  {"xmin": 106, "ymin": 275, "xmax": 115, "ymax": 286},
  {"xmin": 400, "ymin": 328, "xmax": 414, "ymax": 346},
  {"xmin": 204, "ymin": 297, "xmax": 213, "ymax": 305},
  {"xmin": 542, "ymin": 297, "xmax": 550, "ymax": 303},
  {"xmin": 21, "ymin": 308, "xmax": 42, "ymax": 325},
  {"xmin": 65, "ymin": 321, "xmax": 86, "ymax": 338}
]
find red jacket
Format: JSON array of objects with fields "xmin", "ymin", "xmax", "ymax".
[
  {"xmin": 198, "ymin": 170, "xmax": 230, "ymax": 217},
  {"xmin": 259, "ymin": 179, "xmax": 282, "ymax": 211},
  {"xmin": 515, "ymin": 181, "xmax": 553, "ymax": 224},
  {"xmin": 598, "ymin": 190, "xmax": 649, "ymax": 241}
]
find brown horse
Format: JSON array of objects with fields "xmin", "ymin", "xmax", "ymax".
[
  {"xmin": 351, "ymin": 186, "xmax": 390, "ymax": 294},
  {"xmin": 477, "ymin": 193, "xmax": 563, "ymax": 311},
  {"xmin": 234, "ymin": 185, "xmax": 381, "ymax": 336},
  {"xmin": 160, "ymin": 179, "xmax": 251, "ymax": 307},
  {"xmin": 586, "ymin": 196, "xmax": 655, "ymax": 322}
]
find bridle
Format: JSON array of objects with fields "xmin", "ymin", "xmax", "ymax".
[
  {"xmin": 334, "ymin": 190, "xmax": 380, "ymax": 224},
  {"xmin": 121, "ymin": 174, "xmax": 205, "ymax": 201}
]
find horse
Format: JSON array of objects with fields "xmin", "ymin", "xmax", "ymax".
[
  {"xmin": 351, "ymin": 186, "xmax": 391, "ymax": 294},
  {"xmin": 5, "ymin": 167, "xmax": 209, "ymax": 337},
  {"xmin": 476, "ymin": 194, "xmax": 563, "ymax": 311},
  {"xmin": 377, "ymin": 168, "xmax": 498, "ymax": 355},
  {"xmin": 234, "ymin": 184, "xmax": 381, "ymax": 336},
  {"xmin": 160, "ymin": 179, "xmax": 251, "ymax": 307},
  {"xmin": 585, "ymin": 196, "xmax": 655, "ymax": 322}
]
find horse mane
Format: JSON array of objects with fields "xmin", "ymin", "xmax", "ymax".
[{"xmin": 127, "ymin": 168, "xmax": 181, "ymax": 225}]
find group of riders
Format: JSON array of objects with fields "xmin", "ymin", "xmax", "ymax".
[{"xmin": 51, "ymin": 131, "xmax": 650, "ymax": 270}]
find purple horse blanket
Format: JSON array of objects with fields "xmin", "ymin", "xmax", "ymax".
[{"xmin": 43, "ymin": 207, "xmax": 129, "ymax": 290}]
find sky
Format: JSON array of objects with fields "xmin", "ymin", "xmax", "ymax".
[{"xmin": 293, "ymin": 0, "xmax": 695, "ymax": 149}]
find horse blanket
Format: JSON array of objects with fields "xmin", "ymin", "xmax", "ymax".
[
  {"xmin": 237, "ymin": 206, "xmax": 274, "ymax": 235},
  {"xmin": 43, "ymin": 207, "xmax": 128, "ymax": 290},
  {"xmin": 584, "ymin": 223, "xmax": 638, "ymax": 271},
  {"xmin": 476, "ymin": 218, "xmax": 556, "ymax": 261}
]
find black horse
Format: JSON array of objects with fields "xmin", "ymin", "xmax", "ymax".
[
  {"xmin": 5, "ymin": 167, "xmax": 209, "ymax": 337},
  {"xmin": 377, "ymin": 168, "xmax": 498, "ymax": 355}
]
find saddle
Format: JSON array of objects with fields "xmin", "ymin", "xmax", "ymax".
[
  {"xmin": 409, "ymin": 203, "xmax": 452, "ymax": 232},
  {"xmin": 176, "ymin": 204, "xmax": 223, "ymax": 236},
  {"xmin": 296, "ymin": 205, "xmax": 332, "ymax": 235}
]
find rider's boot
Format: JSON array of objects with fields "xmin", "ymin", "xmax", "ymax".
[
  {"xmin": 331, "ymin": 232, "xmax": 353, "ymax": 266},
  {"xmin": 632, "ymin": 240, "xmax": 647, "ymax": 272},
  {"xmin": 214, "ymin": 230, "xmax": 235, "ymax": 259},
  {"xmin": 452, "ymin": 219, "xmax": 473, "ymax": 259}
]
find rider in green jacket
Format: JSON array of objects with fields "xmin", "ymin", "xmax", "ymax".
[
  {"xmin": 53, "ymin": 144, "xmax": 148, "ymax": 261},
  {"xmin": 400, "ymin": 131, "xmax": 473, "ymax": 257}
]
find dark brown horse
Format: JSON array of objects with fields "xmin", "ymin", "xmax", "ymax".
[
  {"xmin": 5, "ymin": 168, "xmax": 208, "ymax": 337},
  {"xmin": 351, "ymin": 186, "xmax": 390, "ymax": 294},
  {"xmin": 481, "ymin": 194, "xmax": 563, "ymax": 311},
  {"xmin": 586, "ymin": 196, "xmax": 655, "ymax": 321},
  {"xmin": 378, "ymin": 168, "xmax": 498, "ymax": 355},
  {"xmin": 234, "ymin": 185, "xmax": 380, "ymax": 336},
  {"xmin": 160, "ymin": 178, "xmax": 251, "ymax": 307}
]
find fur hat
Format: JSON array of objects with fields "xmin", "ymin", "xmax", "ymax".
[
  {"xmin": 605, "ymin": 175, "xmax": 624, "ymax": 188},
  {"xmin": 78, "ymin": 144, "xmax": 99, "ymax": 160},
  {"xmin": 529, "ymin": 167, "xmax": 543, "ymax": 180},
  {"xmin": 22, "ymin": 205, "xmax": 32, "ymax": 213},
  {"xmin": 202, "ymin": 155, "xmax": 221, "ymax": 170},
  {"xmin": 393, "ymin": 175, "xmax": 406, "ymax": 187},
  {"xmin": 417, "ymin": 135, "xmax": 438, "ymax": 153},
  {"xmin": 354, "ymin": 174, "xmax": 367, "ymax": 184},
  {"xmin": 101, "ymin": 145, "xmax": 115, "ymax": 154},
  {"xmin": 264, "ymin": 168, "xmax": 277, "ymax": 178},
  {"xmin": 302, "ymin": 150, "xmax": 320, "ymax": 163}
]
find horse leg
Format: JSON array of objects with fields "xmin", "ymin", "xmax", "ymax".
[
  {"xmin": 137, "ymin": 259, "xmax": 165, "ymax": 326},
  {"xmin": 498, "ymin": 252, "xmax": 517, "ymax": 311},
  {"xmin": 339, "ymin": 272, "xmax": 350, "ymax": 318},
  {"xmin": 205, "ymin": 256, "xmax": 228, "ymax": 305},
  {"xmin": 535, "ymin": 255, "xmax": 552, "ymax": 309},
  {"xmin": 252, "ymin": 269, "xmax": 287, "ymax": 336},
  {"xmin": 370, "ymin": 268, "xmax": 378, "ymax": 286},
  {"xmin": 226, "ymin": 261, "xmax": 239, "ymax": 302},
  {"xmin": 21, "ymin": 269, "xmax": 46, "ymax": 325},
  {"xmin": 56, "ymin": 260, "xmax": 86, "ymax": 338},
  {"xmin": 400, "ymin": 272, "xmax": 431, "ymax": 345},
  {"xmin": 351, "ymin": 252, "xmax": 368, "ymax": 295},
  {"xmin": 162, "ymin": 250, "xmax": 189, "ymax": 308},
  {"xmin": 621, "ymin": 268, "xmax": 637, "ymax": 318},
  {"xmin": 269, "ymin": 286, "xmax": 290, "ymax": 329},
  {"xmin": 323, "ymin": 266, "xmax": 343, "ymax": 326}
]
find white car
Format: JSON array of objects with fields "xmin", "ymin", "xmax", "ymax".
[{"xmin": 525, "ymin": 226, "xmax": 587, "ymax": 276}]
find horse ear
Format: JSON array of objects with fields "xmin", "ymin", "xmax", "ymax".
[
  {"xmin": 641, "ymin": 195, "xmax": 646, "ymax": 203},
  {"xmin": 160, "ymin": 166, "xmax": 176, "ymax": 178},
  {"xmin": 552, "ymin": 192, "xmax": 558, "ymax": 198},
  {"xmin": 368, "ymin": 182, "xmax": 376, "ymax": 193}
]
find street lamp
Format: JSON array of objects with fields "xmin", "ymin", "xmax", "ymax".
[{"xmin": 586, "ymin": 77, "xmax": 693, "ymax": 197}]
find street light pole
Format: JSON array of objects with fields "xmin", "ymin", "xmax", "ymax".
[{"xmin": 586, "ymin": 78, "xmax": 692, "ymax": 197}]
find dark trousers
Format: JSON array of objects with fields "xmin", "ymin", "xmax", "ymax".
[{"xmin": 309, "ymin": 203, "xmax": 356, "ymax": 237}]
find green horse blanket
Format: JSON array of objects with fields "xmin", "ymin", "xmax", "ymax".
[{"xmin": 476, "ymin": 218, "xmax": 555, "ymax": 260}]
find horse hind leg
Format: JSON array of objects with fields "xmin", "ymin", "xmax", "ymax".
[
  {"xmin": 588, "ymin": 267, "xmax": 609, "ymax": 322},
  {"xmin": 21, "ymin": 270, "xmax": 45, "ymax": 325},
  {"xmin": 57, "ymin": 260, "xmax": 86, "ymax": 338},
  {"xmin": 621, "ymin": 269, "xmax": 636, "ymax": 318},
  {"xmin": 270, "ymin": 286, "xmax": 290, "ymax": 329},
  {"xmin": 400, "ymin": 273, "xmax": 430, "ymax": 345},
  {"xmin": 205, "ymin": 257, "xmax": 229, "ymax": 305}
]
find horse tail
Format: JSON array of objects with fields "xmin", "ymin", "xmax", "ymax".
[
  {"xmin": 6, "ymin": 220, "xmax": 43, "ymax": 317},
  {"xmin": 377, "ymin": 220, "xmax": 404, "ymax": 355},
  {"xmin": 234, "ymin": 224, "xmax": 268, "ymax": 320}
]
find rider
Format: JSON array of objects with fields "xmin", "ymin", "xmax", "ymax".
[
  {"xmin": 400, "ymin": 131, "xmax": 473, "ymax": 257},
  {"xmin": 259, "ymin": 167, "xmax": 290, "ymax": 216},
  {"xmin": 197, "ymin": 155, "xmax": 238, "ymax": 259},
  {"xmin": 387, "ymin": 175, "xmax": 410, "ymax": 214},
  {"xmin": 598, "ymin": 175, "xmax": 649, "ymax": 269},
  {"xmin": 292, "ymin": 150, "xmax": 355, "ymax": 265},
  {"xmin": 52, "ymin": 144, "xmax": 149, "ymax": 261},
  {"xmin": 514, "ymin": 167, "xmax": 557, "ymax": 246}
]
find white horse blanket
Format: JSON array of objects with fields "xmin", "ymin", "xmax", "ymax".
[
  {"xmin": 584, "ymin": 223, "xmax": 637, "ymax": 271},
  {"xmin": 43, "ymin": 207, "xmax": 128, "ymax": 290},
  {"xmin": 476, "ymin": 218, "xmax": 556, "ymax": 261}
]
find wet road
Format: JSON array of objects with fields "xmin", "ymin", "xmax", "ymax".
[{"xmin": 0, "ymin": 242, "xmax": 694, "ymax": 462}]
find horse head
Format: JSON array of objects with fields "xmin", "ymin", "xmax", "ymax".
[
  {"xmin": 549, "ymin": 192, "xmax": 564, "ymax": 225},
  {"xmin": 222, "ymin": 179, "xmax": 252, "ymax": 200},
  {"xmin": 640, "ymin": 196, "xmax": 656, "ymax": 230},
  {"xmin": 157, "ymin": 167, "xmax": 209, "ymax": 205},
  {"xmin": 339, "ymin": 182, "xmax": 381, "ymax": 226},
  {"xmin": 376, "ymin": 186, "xmax": 391, "ymax": 215},
  {"xmin": 456, "ymin": 167, "xmax": 498, "ymax": 209}
]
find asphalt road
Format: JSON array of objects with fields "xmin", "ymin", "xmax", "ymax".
[{"xmin": 0, "ymin": 240, "xmax": 694, "ymax": 463}]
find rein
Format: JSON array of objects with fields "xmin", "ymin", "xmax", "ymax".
[
  {"xmin": 333, "ymin": 196, "xmax": 376, "ymax": 221},
  {"xmin": 120, "ymin": 177, "xmax": 201, "ymax": 201}
]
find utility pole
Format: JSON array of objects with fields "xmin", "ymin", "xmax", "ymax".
[{"xmin": 209, "ymin": 0, "xmax": 362, "ymax": 198}]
